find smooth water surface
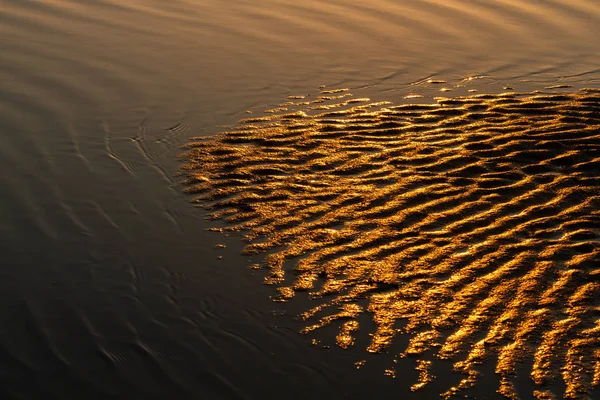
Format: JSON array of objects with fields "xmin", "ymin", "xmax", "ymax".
[{"xmin": 2, "ymin": 1, "xmax": 600, "ymax": 399}]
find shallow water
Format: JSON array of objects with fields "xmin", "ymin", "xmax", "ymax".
[
  {"xmin": 182, "ymin": 90, "xmax": 600, "ymax": 398},
  {"xmin": 1, "ymin": 1, "xmax": 600, "ymax": 399}
]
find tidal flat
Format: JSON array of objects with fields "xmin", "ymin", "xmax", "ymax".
[
  {"xmin": 182, "ymin": 88, "xmax": 600, "ymax": 399},
  {"xmin": 2, "ymin": 1, "xmax": 600, "ymax": 399}
]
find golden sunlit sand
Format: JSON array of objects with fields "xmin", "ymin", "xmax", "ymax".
[{"xmin": 181, "ymin": 89, "xmax": 600, "ymax": 399}]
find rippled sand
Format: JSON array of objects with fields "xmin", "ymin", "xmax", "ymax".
[{"xmin": 181, "ymin": 89, "xmax": 600, "ymax": 399}]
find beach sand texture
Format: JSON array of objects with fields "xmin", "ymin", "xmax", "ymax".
[{"xmin": 182, "ymin": 89, "xmax": 600, "ymax": 399}]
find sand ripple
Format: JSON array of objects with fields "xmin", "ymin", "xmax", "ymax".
[{"xmin": 181, "ymin": 89, "xmax": 600, "ymax": 399}]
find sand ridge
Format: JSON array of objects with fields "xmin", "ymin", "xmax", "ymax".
[{"xmin": 181, "ymin": 89, "xmax": 600, "ymax": 399}]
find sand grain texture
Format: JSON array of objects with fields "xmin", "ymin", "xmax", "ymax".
[{"xmin": 181, "ymin": 89, "xmax": 600, "ymax": 399}]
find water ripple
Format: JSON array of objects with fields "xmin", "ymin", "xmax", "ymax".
[{"xmin": 182, "ymin": 89, "xmax": 600, "ymax": 399}]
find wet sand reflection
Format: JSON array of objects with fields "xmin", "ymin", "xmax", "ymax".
[{"xmin": 181, "ymin": 89, "xmax": 599, "ymax": 399}]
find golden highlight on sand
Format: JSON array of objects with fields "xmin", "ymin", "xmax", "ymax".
[{"xmin": 180, "ymin": 88, "xmax": 600, "ymax": 399}]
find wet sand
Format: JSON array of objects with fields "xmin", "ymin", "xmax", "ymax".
[{"xmin": 182, "ymin": 89, "xmax": 600, "ymax": 399}]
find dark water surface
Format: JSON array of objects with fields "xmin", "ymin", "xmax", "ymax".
[{"xmin": 2, "ymin": 1, "xmax": 600, "ymax": 399}]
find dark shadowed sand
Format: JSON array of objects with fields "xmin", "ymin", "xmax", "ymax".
[{"xmin": 181, "ymin": 89, "xmax": 600, "ymax": 399}]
